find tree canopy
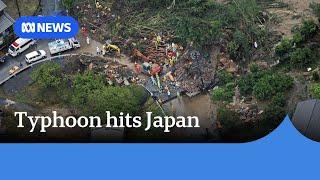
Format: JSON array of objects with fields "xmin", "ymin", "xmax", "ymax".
[{"xmin": 30, "ymin": 62, "xmax": 63, "ymax": 89}]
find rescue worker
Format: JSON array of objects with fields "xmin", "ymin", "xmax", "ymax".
[
  {"xmin": 86, "ymin": 36, "xmax": 90, "ymax": 45},
  {"xmin": 134, "ymin": 62, "xmax": 141, "ymax": 74},
  {"xmin": 155, "ymin": 34, "xmax": 161, "ymax": 50},
  {"xmin": 96, "ymin": 46, "xmax": 100, "ymax": 55}
]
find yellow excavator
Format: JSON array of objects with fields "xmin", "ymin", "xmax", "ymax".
[{"xmin": 103, "ymin": 43, "xmax": 121, "ymax": 56}]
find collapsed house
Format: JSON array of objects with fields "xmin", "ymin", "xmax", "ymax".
[
  {"xmin": 69, "ymin": 55, "xmax": 141, "ymax": 86},
  {"xmin": 174, "ymin": 49, "xmax": 217, "ymax": 97}
]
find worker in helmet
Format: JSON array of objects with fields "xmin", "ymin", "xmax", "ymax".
[{"xmin": 155, "ymin": 34, "xmax": 162, "ymax": 50}]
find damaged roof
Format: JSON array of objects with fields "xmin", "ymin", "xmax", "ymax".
[
  {"xmin": 0, "ymin": 0, "xmax": 6, "ymax": 12},
  {"xmin": 292, "ymin": 99, "xmax": 320, "ymax": 142},
  {"xmin": 0, "ymin": 12, "xmax": 14, "ymax": 33}
]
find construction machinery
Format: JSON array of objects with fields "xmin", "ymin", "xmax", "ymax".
[{"xmin": 103, "ymin": 43, "xmax": 121, "ymax": 56}]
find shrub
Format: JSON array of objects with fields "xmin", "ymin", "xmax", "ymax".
[
  {"xmin": 261, "ymin": 104, "xmax": 286, "ymax": 124},
  {"xmin": 311, "ymin": 83, "xmax": 320, "ymax": 99},
  {"xmin": 217, "ymin": 70, "xmax": 234, "ymax": 86},
  {"xmin": 87, "ymin": 86, "xmax": 145, "ymax": 117},
  {"xmin": 217, "ymin": 107, "xmax": 240, "ymax": 130},
  {"xmin": 253, "ymin": 73, "xmax": 294, "ymax": 101},
  {"xmin": 271, "ymin": 93, "xmax": 286, "ymax": 107},
  {"xmin": 228, "ymin": 30, "xmax": 250, "ymax": 61},
  {"xmin": 289, "ymin": 47, "xmax": 314, "ymax": 68},
  {"xmin": 295, "ymin": 20, "xmax": 318, "ymax": 41},
  {"xmin": 311, "ymin": 3, "xmax": 320, "ymax": 20},
  {"xmin": 275, "ymin": 38, "xmax": 293, "ymax": 56},
  {"xmin": 30, "ymin": 62, "xmax": 63, "ymax": 89},
  {"xmin": 237, "ymin": 67, "xmax": 264, "ymax": 96},
  {"xmin": 71, "ymin": 72, "xmax": 105, "ymax": 106},
  {"xmin": 212, "ymin": 83, "xmax": 234, "ymax": 103}
]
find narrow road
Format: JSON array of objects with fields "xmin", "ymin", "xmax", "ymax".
[{"xmin": 0, "ymin": 0, "xmax": 59, "ymax": 84}]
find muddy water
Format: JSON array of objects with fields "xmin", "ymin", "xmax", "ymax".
[{"xmin": 163, "ymin": 93, "xmax": 216, "ymax": 129}]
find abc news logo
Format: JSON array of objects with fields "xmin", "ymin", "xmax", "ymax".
[
  {"xmin": 21, "ymin": 22, "xmax": 72, "ymax": 33},
  {"xmin": 14, "ymin": 16, "xmax": 79, "ymax": 39}
]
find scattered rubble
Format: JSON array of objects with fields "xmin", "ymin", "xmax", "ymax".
[
  {"xmin": 74, "ymin": 1, "xmax": 220, "ymax": 102},
  {"xmin": 218, "ymin": 54, "xmax": 239, "ymax": 74},
  {"xmin": 66, "ymin": 55, "xmax": 143, "ymax": 86},
  {"xmin": 174, "ymin": 49, "xmax": 218, "ymax": 96}
]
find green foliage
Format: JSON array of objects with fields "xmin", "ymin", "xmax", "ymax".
[
  {"xmin": 271, "ymin": 93, "xmax": 286, "ymax": 107},
  {"xmin": 212, "ymin": 83, "xmax": 234, "ymax": 103},
  {"xmin": 171, "ymin": 16, "xmax": 222, "ymax": 47},
  {"xmin": 228, "ymin": 30, "xmax": 251, "ymax": 61},
  {"xmin": 113, "ymin": 0, "xmax": 263, "ymax": 49},
  {"xmin": 312, "ymin": 71, "xmax": 320, "ymax": 82},
  {"xmin": 237, "ymin": 65, "xmax": 264, "ymax": 96},
  {"xmin": 62, "ymin": 0, "xmax": 74, "ymax": 14},
  {"xmin": 261, "ymin": 104, "xmax": 286, "ymax": 123},
  {"xmin": 311, "ymin": 2, "xmax": 320, "ymax": 20},
  {"xmin": 216, "ymin": 70, "xmax": 234, "ymax": 86},
  {"xmin": 69, "ymin": 71, "xmax": 146, "ymax": 116},
  {"xmin": 127, "ymin": 0, "xmax": 176, "ymax": 9},
  {"xmin": 30, "ymin": 62, "xmax": 63, "ymax": 89},
  {"xmin": 276, "ymin": 20, "xmax": 318, "ymax": 63},
  {"xmin": 311, "ymin": 83, "xmax": 320, "ymax": 99},
  {"xmin": 71, "ymin": 71, "xmax": 105, "ymax": 106},
  {"xmin": 249, "ymin": 63, "xmax": 260, "ymax": 74},
  {"xmin": 238, "ymin": 74, "xmax": 255, "ymax": 95},
  {"xmin": 253, "ymin": 73, "xmax": 294, "ymax": 101},
  {"xmin": 275, "ymin": 38, "xmax": 293, "ymax": 56},
  {"xmin": 217, "ymin": 107, "xmax": 240, "ymax": 130},
  {"xmin": 87, "ymin": 86, "xmax": 145, "ymax": 117},
  {"xmin": 289, "ymin": 47, "xmax": 314, "ymax": 68},
  {"xmin": 292, "ymin": 20, "xmax": 318, "ymax": 42},
  {"xmin": 237, "ymin": 68, "xmax": 293, "ymax": 101}
]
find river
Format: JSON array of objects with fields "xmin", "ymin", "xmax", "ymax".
[{"xmin": 162, "ymin": 93, "xmax": 217, "ymax": 139}]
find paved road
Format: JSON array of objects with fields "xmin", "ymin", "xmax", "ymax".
[
  {"xmin": 0, "ymin": 0, "xmax": 63, "ymax": 83},
  {"xmin": 0, "ymin": 40, "xmax": 50, "ymax": 82}
]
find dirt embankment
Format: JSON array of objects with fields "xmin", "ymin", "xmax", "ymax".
[{"xmin": 268, "ymin": 0, "xmax": 320, "ymax": 37}]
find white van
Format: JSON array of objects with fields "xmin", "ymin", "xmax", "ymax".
[
  {"xmin": 8, "ymin": 38, "xmax": 36, "ymax": 57},
  {"xmin": 25, "ymin": 50, "xmax": 47, "ymax": 64}
]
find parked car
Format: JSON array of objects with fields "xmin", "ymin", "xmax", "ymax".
[{"xmin": 25, "ymin": 50, "xmax": 47, "ymax": 64}]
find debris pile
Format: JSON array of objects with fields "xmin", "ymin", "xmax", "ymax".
[
  {"xmin": 75, "ymin": 1, "xmax": 115, "ymax": 42},
  {"xmin": 218, "ymin": 54, "xmax": 238, "ymax": 74},
  {"xmin": 68, "ymin": 55, "xmax": 142, "ymax": 86},
  {"xmin": 174, "ymin": 49, "xmax": 217, "ymax": 96},
  {"xmin": 131, "ymin": 35, "xmax": 178, "ymax": 65},
  {"xmin": 74, "ymin": 1, "xmax": 219, "ymax": 102},
  {"xmin": 228, "ymin": 104, "xmax": 264, "ymax": 123}
]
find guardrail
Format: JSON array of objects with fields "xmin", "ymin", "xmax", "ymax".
[
  {"xmin": 0, "ymin": 53, "xmax": 91, "ymax": 85},
  {"xmin": 0, "ymin": 53, "xmax": 166, "ymax": 114}
]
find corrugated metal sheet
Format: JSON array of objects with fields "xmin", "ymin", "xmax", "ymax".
[
  {"xmin": 0, "ymin": 0, "xmax": 6, "ymax": 12},
  {"xmin": 292, "ymin": 100, "xmax": 320, "ymax": 142},
  {"xmin": 0, "ymin": 12, "xmax": 14, "ymax": 33}
]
